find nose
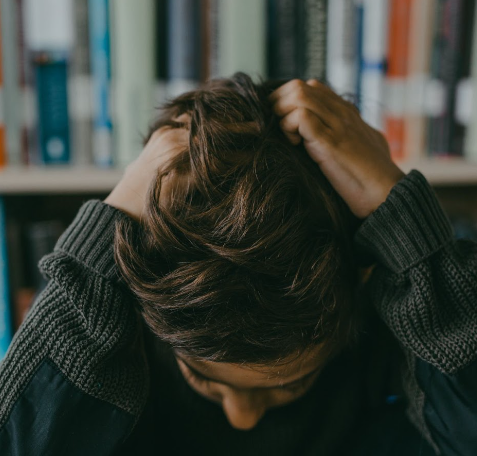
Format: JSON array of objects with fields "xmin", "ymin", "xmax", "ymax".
[{"xmin": 221, "ymin": 390, "xmax": 267, "ymax": 431}]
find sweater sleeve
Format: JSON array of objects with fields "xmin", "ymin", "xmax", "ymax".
[
  {"xmin": 0, "ymin": 200, "xmax": 149, "ymax": 455},
  {"xmin": 354, "ymin": 169, "xmax": 477, "ymax": 455}
]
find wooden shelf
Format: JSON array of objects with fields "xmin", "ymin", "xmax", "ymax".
[
  {"xmin": 399, "ymin": 158, "xmax": 477, "ymax": 186},
  {"xmin": 0, "ymin": 158, "xmax": 477, "ymax": 194},
  {"xmin": 0, "ymin": 166, "xmax": 124, "ymax": 194}
]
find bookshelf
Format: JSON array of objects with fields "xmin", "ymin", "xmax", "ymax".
[
  {"xmin": 1, "ymin": 0, "xmax": 477, "ymax": 360},
  {"xmin": 0, "ymin": 166, "xmax": 123, "ymax": 194},
  {"xmin": 0, "ymin": 159, "xmax": 477, "ymax": 195}
]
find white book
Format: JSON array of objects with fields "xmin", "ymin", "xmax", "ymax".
[
  {"xmin": 326, "ymin": 0, "xmax": 358, "ymax": 95},
  {"xmin": 360, "ymin": 0, "xmax": 389, "ymax": 131},
  {"xmin": 110, "ymin": 0, "xmax": 156, "ymax": 168},
  {"xmin": 24, "ymin": 0, "xmax": 74, "ymax": 52},
  {"xmin": 217, "ymin": 0, "xmax": 267, "ymax": 80}
]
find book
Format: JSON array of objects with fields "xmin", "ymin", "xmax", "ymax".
[
  {"xmin": 88, "ymin": 0, "xmax": 113, "ymax": 167},
  {"xmin": 326, "ymin": 0, "xmax": 359, "ymax": 95},
  {"xmin": 217, "ymin": 0, "xmax": 267, "ymax": 80},
  {"xmin": 357, "ymin": 0, "xmax": 389, "ymax": 131},
  {"xmin": 0, "ymin": 1, "xmax": 5, "ymax": 169},
  {"xmin": 155, "ymin": 0, "xmax": 169, "ymax": 105},
  {"xmin": 427, "ymin": 0, "xmax": 465, "ymax": 157},
  {"xmin": 70, "ymin": 0, "xmax": 93, "ymax": 166},
  {"xmin": 16, "ymin": 0, "xmax": 34, "ymax": 165},
  {"xmin": 464, "ymin": 0, "xmax": 477, "ymax": 162},
  {"xmin": 1, "ymin": 0, "xmax": 22, "ymax": 166},
  {"xmin": 23, "ymin": 0, "xmax": 74, "ymax": 165},
  {"xmin": 384, "ymin": 0, "xmax": 412, "ymax": 162},
  {"xmin": 5, "ymin": 216, "xmax": 35, "ymax": 330},
  {"xmin": 207, "ymin": 0, "xmax": 221, "ymax": 80},
  {"xmin": 34, "ymin": 53, "xmax": 71, "ymax": 164},
  {"xmin": 296, "ymin": 0, "xmax": 328, "ymax": 81},
  {"xmin": 25, "ymin": 220, "xmax": 63, "ymax": 294},
  {"xmin": 452, "ymin": 0, "xmax": 476, "ymax": 156},
  {"xmin": 0, "ymin": 198, "xmax": 13, "ymax": 360},
  {"xmin": 403, "ymin": 0, "xmax": 435, "ymax": 161},
  {"xmin": 267, "ymin": 0, "xmax": 299, "ymax": 79},
  {"xmin": 109, "ymin": 0, "xmax": 156, "ymax": 168},
  {"xmin": 166, "ymin": 0, "xmax": 202, "ymax": 98}
]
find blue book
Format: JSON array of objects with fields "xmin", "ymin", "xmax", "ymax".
[
  {"xmin": 167, "ymin": 0, "xmax": 201, "ymax": 95},
  {"xmin": 88, "ymin": 0, "xmax": 113, "ymax": 168},
  {"xmin": 355, "ymin": 1, "xmax": 364, "ymax": 111},
  {"xmin": 34, "ymin": 52, "xmax": 71, "ymax": 165},
  {"xmin": 0, "ymin": 198, "xmax": 13, "ymax": 361}
]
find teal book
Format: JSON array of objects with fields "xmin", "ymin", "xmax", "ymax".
[{"xmin": 0, "ymin": 198, "xmax": 13, "ymax": 361}]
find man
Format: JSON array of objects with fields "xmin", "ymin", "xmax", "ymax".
[{"xmin": 0, "ymin": 73, "xmax": 475, "ymax": 455}]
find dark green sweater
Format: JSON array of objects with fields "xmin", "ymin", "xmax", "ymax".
[{"xmin": 0, "ymin": 170, "xmax": 476, "ymax": 455}]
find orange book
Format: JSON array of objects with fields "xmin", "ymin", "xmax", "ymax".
[
  {"xmin": 385, "ymin": 0, "xmax": 413, "ymax": 162},
  {"xmin": 0, "ymin": 3, "xmax": 5, "ymax": 169},
  {"xmin": 403, "ymin": 0, "xmax": 435, "ymax": 161}
]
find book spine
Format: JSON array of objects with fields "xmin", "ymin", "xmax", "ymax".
[
  {"xmin": 70, "ymin": 0, "xmax": 93, "ymax": 166},
  {"xmin": 0, "ymin": 198, "xmax": 13, "ymax": 360},
  {"xmin": 34, "ymin": 53, "xmax": 71, "ymax": 164},
  {"xmin": 359, "ymin": 0, "xmax": 389, "ymax": 131},
  {"xmin": 326, "ymin": 0, "xmax": 359, "ymax": 94},
  {"xmin": 298, "ymin": 0, "xmax": 328, "ymax": 81},
  {"xmin": 16, "ymin": 0, "xmax": 34, "ymax": 165},
  {"xmin": 355, "ymin": 0, "xmax": 364, "ymax": 107},
  {"xmin": 427, "ymin": 0, "xmax": 465, "ymax": 157},
  {"xmin": 154, "ymin": 0, "xmax": 168, "ymax": 106},
  {"xmin": 267, "ymin": 0, "xmax": 299, "ymax": 79},
  {"xmin": 88, "ymin": 0, "xmax": 113, "ymax": 167},
  {"xmin": 403, "ymin": 0, "xmax": 435, "ymax": 161},
  {"xmin": 166, "ymin": 0, "xmax": 201, "ymax": 97},
  {"xmin": 0, "ymin": 1, "xmax": 5, "ymax": 169},
  {"xmin": 218, "ymin": 0, "xmax": 267, "ymax": 80},
  {"xmin": 1, "ymin": 0, "xmax": 22, "ymax": 166},
  {"xmin": 464, "ymin": 0, "xmax": 477, "ymax": 162},
  {"xmin": 452, "ymin": 0, "xmax": 476, "ymax": 155},
  {"xmin": 384, "ymin": 0, "xmax": 412, "ymax": 162},
  {"xmin": 23, "ymin": 0, "xmax": 74, "ymax": 165},
  {"xmin": 208, "ymin": 0, "xmax": 220, "ymax": 79},
  {"xmin": 110, "ymin": 0, "xmax": 155, "ymax": 168},
  {"xmin": 200, "ymin": 0, "xmax": 210, "ymax": 83}
]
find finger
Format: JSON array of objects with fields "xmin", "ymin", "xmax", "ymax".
[
  {"xmin": 306, "ymin": 78, "xmax": 321, "ymax": 88},
  {"xmin": 268, "ymin": 78, "xmax": 306, "ymax": 103},
  {"xmin": 307, "ymin": 78, "xmax": 361, "ymax": 114},
  {"xmin": 271, "ymin": 89, "xmax": 339, "ymax": 130},
  {"xmin": 279, "ymin": 107, "xmax": 333, "ymax": 148},
  {"xmin": 284, "ymin": 131, "xmax": 302, "ymax": 145}
]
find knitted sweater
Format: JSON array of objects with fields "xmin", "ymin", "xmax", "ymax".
[{"xmin": 0, "ymin": 170, "xmax": 476, "ymax": 455}]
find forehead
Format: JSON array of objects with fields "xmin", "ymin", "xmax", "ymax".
[{"xmin": 178, "ymin": 345, "xmax": 327, "ymax": 388}]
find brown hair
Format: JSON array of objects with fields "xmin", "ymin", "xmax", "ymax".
[{"xmin": 114, "ymin": 72, "xmax": 364, "ymax": 364}]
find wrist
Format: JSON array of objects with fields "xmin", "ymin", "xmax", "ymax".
[
  {"xmin": 364, "ymin": 168, "xmax": 406, "ymax": 218},
  {"xmin": 104, "ymin": 183, "xmax": 144, "ymax": 221}
]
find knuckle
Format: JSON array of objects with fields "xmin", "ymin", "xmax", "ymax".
[{"xmin": 290, "ymin": 78, "xmax": 305, "ymax": 91}]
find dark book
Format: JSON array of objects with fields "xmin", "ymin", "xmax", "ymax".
[
  {"xmin": 453, "ymin": 0, "xmax": 476, "ymax": 155},
  {"xmin": 427, "ymin": 0, "xmax": 466, "ymax": 157},
  {"xmin": 296, "ymin": 0, "xmax": 328, "ymax": 81},
  {"xmin": 267, "ymin": 0, "xmax": 300, "ymax": 79},
  {"xmin": 25, "ymin": 220, "xmax": 64, "ymax": 293}
]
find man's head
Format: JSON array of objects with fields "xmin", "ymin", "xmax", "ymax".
[{"xmin": 114, "ymin": 72, "xmax": 363, "ymax": 427}]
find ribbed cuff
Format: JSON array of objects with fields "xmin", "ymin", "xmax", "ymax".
[
  {"xmin": 54, "ymin": 200, "xmax": 129, "ymax": 281},
  {"xmin": 354, "ymin": 170, "xmax": 454, "ymax": 273}
]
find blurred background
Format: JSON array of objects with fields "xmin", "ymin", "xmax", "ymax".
[{"xmin": 1, "ymin": 0, "xmax": 477, "ymax": 358}]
